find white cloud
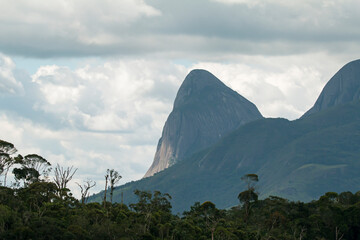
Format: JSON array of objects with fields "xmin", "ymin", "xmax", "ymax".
[
  {"xmin": 0, "ymin": 57, "xmax": 166, "ymax": 196},
  {"xmin": 0, "ymin": 54, "xmax": 24, "ymax": 94},
  {"xmin": 191, "ymin": 53, "xmax": 344, "ymax": 119},
  {"xmin": 31, "ymin": 60, "xmax": 186, "ymax": 131},
  {"xmin": 0, "ymin": 0, "xmax": 160, "ymax": 45},
  {"xmin": 0, "ymin": 109, "xmax": 170, "ymax": 197},
  {"xmin": 0, "ymin": 57, "xmax": 188, "ymax": 196}
]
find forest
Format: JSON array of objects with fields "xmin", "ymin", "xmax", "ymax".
[{"xmin": 1, "ymin": 139, "xmax": 360, "ymax": 240}]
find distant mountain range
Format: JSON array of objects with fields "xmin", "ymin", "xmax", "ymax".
[{"xmin": 90, "ymin": 59, "xmax": 360, "ymax": 213}]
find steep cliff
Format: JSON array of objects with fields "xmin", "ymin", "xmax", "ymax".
[
  {"xmin": 144, "ymin": 69, "xmax": 263, "ymax": 177},
  {"xmin": 302, "ymin": 59, "xmax": 360, "ymax": 117}
]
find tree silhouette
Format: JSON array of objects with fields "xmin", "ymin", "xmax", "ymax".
[{"xmin": 238, "ymin": 173, "xmax": 259, "ymax": 220}]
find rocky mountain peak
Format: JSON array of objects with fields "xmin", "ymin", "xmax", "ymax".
[
  {"xmin": 144, "ymin": 69, "xmax": 263, "ymax": 178},
  {"xmin": 302, "ymin": 59, "xmax": 360, "ymax": 117},
  {"xmin": 174, "ymin": 69, "xmax": 226, "ymax": 108}
]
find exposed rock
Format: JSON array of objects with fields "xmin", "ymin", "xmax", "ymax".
[
  {"xmin": 144, "ymin": 69, "xmax": 263, "ymax": 177},
  {"xmin": 302, "ymin": 59, "xmax": 360, "ymax": 117}
]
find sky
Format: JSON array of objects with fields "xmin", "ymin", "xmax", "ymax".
[{"xmin": 1, "ymin": 0, "xmax": 360, "ymax": 197}]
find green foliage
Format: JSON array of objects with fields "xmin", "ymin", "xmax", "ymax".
[
  {"xmin": 238, "ymin": 189, "xmax": 258, "ymax": 204},
  {"xmin": 12, "ymin": 154, "xmax": 52, "ymax": 187}
]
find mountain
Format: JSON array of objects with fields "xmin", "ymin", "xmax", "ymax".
[
  {"xmin": 144, "ymin": 69, "xmax": 263, "ymax": 177},
  {"xmin": 94, "ymin": 101, "xmax": 360, "ymax": 213},
  {"xmin": 302, "ymin": 59, "xmax": 360, "ymax": 117},
  {"xmin": 90, "ymin": 60, "xmax": 360, "ymax": 213}
]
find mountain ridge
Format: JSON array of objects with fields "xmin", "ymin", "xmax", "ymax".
[
  {"xmin": 98, "ymin": 101, "xmax": 360, "ymax": 213},
  {"xmin": 90, "ymin": 59, "xmax": 360, "ymax": 213}
]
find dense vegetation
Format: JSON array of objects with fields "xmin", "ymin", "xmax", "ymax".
[
  {"xmin": 1, "ymin": 140, "xmax": 360, "ymax": 239},
  {"xmin": 1, "ymin": 176, "xmax": 360, "ymax": 239}
]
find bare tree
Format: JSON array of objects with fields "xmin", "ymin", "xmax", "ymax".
[
  {"xmin": 335, "ymin": 226, "xmax": 344, "ymax": 240},
  {"xmin": 103, "ymin": 170, "xmax": 109, "ymax": 207},
  {"xmin": 76, "ymin": 179, "xmax": 96, "ymax": 205},
  {"xmin": 53, "ymin": 164, "xmax": 77, "ymax": 198},
  {"xmin": 109, "ymin": 169, "xmax": 122, "ymax": 203}
]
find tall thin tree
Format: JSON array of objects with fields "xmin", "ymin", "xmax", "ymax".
[
  {"xmin": 108, "ymin": 169, "xmax": 122, "ymax": 203},
  {"xmin": 103, "ymin": 169, "xmax": 109, "ymax": 207}
]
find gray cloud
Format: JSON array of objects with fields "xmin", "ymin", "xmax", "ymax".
[
  {"xmin": 0, "ymin": 0, "xmax": 359, "ymax": 58},
  {"xmin": 0, "ymin": 54, "xmax": 24, "ymax": 94}
]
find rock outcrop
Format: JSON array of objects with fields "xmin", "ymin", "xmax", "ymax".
[
  {"xmin": 144, "ymin": 69, "xmax": 263, "ymax": 177},
  {"xmin": 302, "ymin": 59, "xmax": 360, "ymax": 117}
]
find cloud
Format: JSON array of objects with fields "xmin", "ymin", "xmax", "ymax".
[
  {"xmin": 0, "ymin": 55, "xmax": 188, "ymax": 196},
  {"xmin": 31, "ymin": 60, "xmax": 186, "ymax": 131},
  {"xmin": 0, "ymin": 54, "xmax": 24, "ymax": 94},
  {"xmin": 0, "ymin": 0, "xmax": 359, "ymax": 58},
  {"xmin": 191, "ymin": 52, "xmax": 345, "ymax": 119},
  {"xmin": 0, "ymin": 0, "xmax": 160, "ymax": 56},
  {"xmin": 210, "ymin": 0, "xmax": 263, "ymax": 7},
  {"xmin": 0, "ymin": 112, "xmax": 152, "ymax": 197}
]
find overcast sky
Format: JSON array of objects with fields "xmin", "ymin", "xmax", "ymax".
[{"xmin": 1, "ymin": 0, "xmax": 359, "ymax": 197}]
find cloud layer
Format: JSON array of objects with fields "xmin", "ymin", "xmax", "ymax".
[{"xmin": 0, "ymin": 0, "xmax": 359, "ymax": 58}]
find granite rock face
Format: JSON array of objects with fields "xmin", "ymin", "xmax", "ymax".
[
  {"xmin": 144, "ymin": 69, "xmax": 263, "ymax": 177},
  {"xmin": 302, "ymin": 59, "xmax": 360, "ymax": 117}
]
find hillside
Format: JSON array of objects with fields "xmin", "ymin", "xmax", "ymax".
[{"xmin": 91, "ymin": 101, "xmax": 360, "ymax": 213}]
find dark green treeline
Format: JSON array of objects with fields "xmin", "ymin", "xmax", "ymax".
[
  {"xmin": 1, "ymin": 183, "xmax": 360, "ymax": 240},
  {"xmin": 1, "ymin": 140, "xmax": 360, "ymax": 240}
]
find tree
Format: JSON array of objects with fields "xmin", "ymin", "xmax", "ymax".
[
  {"xmin": 108, "ymin": 169, "xmax": 122, "ymax": 204},
  {"xmin": 238, "ymin": 173, "xmax": 259, "ymax": 220},
  {"xmin": 53, "ymin": 164, "xmax": 77, "ymax": 199},
  {"xmin": 0, "ymin": 140, "xmax": 17, "ymax": 186},
  {"xmin": 103, "ymin": 170, "xmax": 109, "ymax": 207},
  {"xmin": 76, "ymin": 179, "xmax": 96, "ymax": 205},
  {"xmin": 12, "ymin": 154, "xmax": 51, "ymax": 186},
  {"xmin": 130, "ymin": 190, "xmax": 173, "ymax": 235},
  {"xmin": 22, "ymin": 154, "xmax": 52, "ymax": 179},
  {"xmin": 241, "ymin": 173, "xmax": 259, "ymax": 190},
  {"xmin": 13, "ymin": 167, "xmax": 40, "ymax": 186},
  {"xmin": 200, "ymin": 201, "xmax": 222, "ymax": 240}
]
